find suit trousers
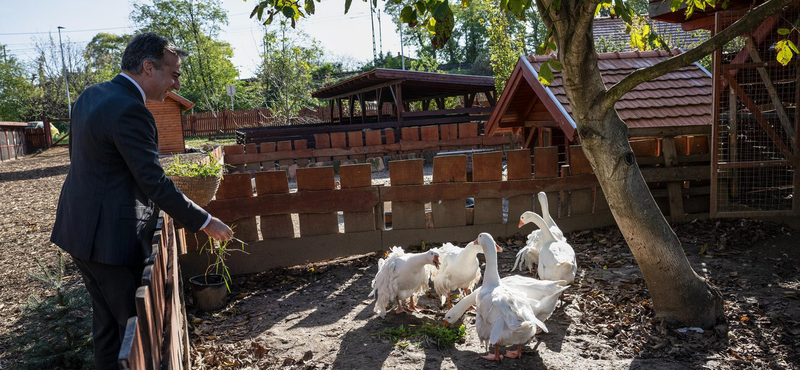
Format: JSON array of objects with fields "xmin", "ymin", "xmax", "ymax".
[{"xmin": 73, "ymin": 257, "xmax": 144, "ymax": 370}]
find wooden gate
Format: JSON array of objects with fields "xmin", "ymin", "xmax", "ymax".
[{"xmin": 711, "ymin": 9, "xmax": 800, "ymax": 217}]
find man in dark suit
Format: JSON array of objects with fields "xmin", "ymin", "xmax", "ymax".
[{"xmin": 51, "ymin": 33, "xmax": 233, "ymax": 369}]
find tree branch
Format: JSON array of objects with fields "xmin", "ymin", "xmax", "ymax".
[
  {"xmin": 597, "ymin": 0, "xmax": 794, "ymax": 113},
  {"xmin": 574, "ymin": 0, "xmax": 599, "ymax": 39}
]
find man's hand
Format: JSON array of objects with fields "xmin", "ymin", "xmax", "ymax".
[{"xmin": 202, "ymin": 216, "xmax": 233, "ymax": 242}]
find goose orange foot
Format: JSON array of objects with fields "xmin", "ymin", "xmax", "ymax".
[
  {"xmin": 481, "ymin": 345, "xmax": 503, "ymax": 362},
  {"xmin": 395, "ymin": 299, "xmax": 409, "ymax": 314},
  {"xmin": 505, "ymin": 345, "xmax": 523, "ymax": 359}
]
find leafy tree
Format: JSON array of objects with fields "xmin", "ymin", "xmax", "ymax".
[
  {"xmin": 0, "ymin": 45, "xmax": 37, "ymax": 121},
  {"xmin": 84, "ymin": 33, "xmax": 130, "ymax": 83},
  {"xmin": 480, "ymin": 0, "xmax": 527, "ymax": 92},
  {"xmin": 258, "ymin": 25, "xmax": 324, "ymax": 124},
  {"xmin": 30, "ymin": 34, "xmax": 98, "ymax": 119},
  {"xmin": 131, "ymin": 0, "xmax": 239, "ymax": 113},
  {"xmin": 248, "ymin": 0, "xmax": 797, "ymax": 328}
]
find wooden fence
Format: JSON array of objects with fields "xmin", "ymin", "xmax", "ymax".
[
  {"xmin": 179, "ymin": 136, "xmax": 711, "ymax": 277},
  {"xmin": 0, "ymin": 122, "xmax": 27, "ymax": 161},
  {"xmin": 223, "ymin": 122, "xmax": 517, "ymax": 172},
  {"xmin": 119, "ymin": 214, "xmax": 190, "ymax": 370},
  {"xmin": 181, "ymin": 108, "xmax": 324, "ymax": 137}
]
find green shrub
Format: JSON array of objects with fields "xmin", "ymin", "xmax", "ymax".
[
  {"xmin": 163, "ymin": 153, "xmax": 224, "ymax": 177},
  {"xmin": 374, "ymin": 322, "xmax": 466, "ymax": 349}
]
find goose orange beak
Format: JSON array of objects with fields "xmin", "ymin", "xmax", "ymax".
[
  {"xmin": 495, "ymin": 244, "xmax": 503, "ymax": 253},
  {"xmin": 443, "ymin": 320, "xmax": 450, "ymax": 327},
  {"xmin": 518, "ymin": 220, "xmax": 524, "ymax": 228},
  {"xmin": 433, "ymin": 255, "xmax": 441, "ymax": 269}
]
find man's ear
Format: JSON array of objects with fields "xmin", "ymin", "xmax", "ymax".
[{"xmin": 142, "ymin": 60, "xmax": 154, "ymax": 76}]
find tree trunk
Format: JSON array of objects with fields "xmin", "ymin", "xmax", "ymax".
[{"xmin": 549, "ymin": 8, "xmax": 724, "ymax": 328}]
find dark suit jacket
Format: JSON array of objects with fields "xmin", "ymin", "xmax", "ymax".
[{"xmin": 51, "ymin": 75, "xmax": 209, "ymax": 266}]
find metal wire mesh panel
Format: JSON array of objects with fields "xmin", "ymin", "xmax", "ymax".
[{"xmin": 713, "ymin": 9, "xmax": 798, "ymax": 215}]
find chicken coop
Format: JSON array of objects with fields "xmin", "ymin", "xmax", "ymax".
[
  {"xmin": 650, "ymin": 0, "xmax": 800, "ymax": 217},
  {"xmin": 484, "ymin": 50, "xmax": 714, "ymax": 221}
]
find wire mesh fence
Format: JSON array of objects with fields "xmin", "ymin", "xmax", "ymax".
[{"xmin": 714, "ymin": 9, "xmax": 798, "ymax": 214}]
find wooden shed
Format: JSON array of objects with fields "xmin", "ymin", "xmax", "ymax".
[
  {"xmin": 146, "ymin": 91, "xmax": 194, "ymax": 155},
  {"xmin": 0, "ymin": 122, "xmax": 27, "ymax": 162}
]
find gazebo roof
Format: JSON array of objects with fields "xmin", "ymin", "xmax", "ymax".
[
  {"xmin": 485, "ymin": 50, "xmax": 712, "ymax": 139},
  {"xmin": 311, "ymin": 68, "xmax": 496, "ymax": 102}
]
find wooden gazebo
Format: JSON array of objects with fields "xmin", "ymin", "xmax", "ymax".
[{"xmin": 312, "ymin": 68, "xmax": 497, "ymax": 125}]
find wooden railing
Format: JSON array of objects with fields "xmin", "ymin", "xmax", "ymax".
[
  {"xmin": 181, "ymin": 108, "xmax": 324, "ymax": 137},
  {"xmin": 223, "ymin": 122, "xmax": 517, "ymax": 172},
  {"xmin": 119, "ymin": 214, "xmax": 190, "ymax": 370},
  {"xmin": 178, "ymin": 137, "xmax": 711, "ymax": 277}
]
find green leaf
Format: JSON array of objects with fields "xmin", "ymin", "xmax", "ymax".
[
  {"xmin": 778, "ymin": 28, "xmax": 791, "ymax": 35},
  {"xmin": 282, "ymin": 6, "xmax": 295, "ymax": 18},
  {"xmin": 670, "ymin": 0, "xmax": 683, "ymax": 11},
  {"xmin": 401, "ymin": 6, "xmax": 416, "ymax": 23},
  {"xmin": 304, "ymin": 0, "xmax": 315, "ymax": 15},
  {"xmin": 433, "ymin": 0, "xmax": 449, "ymax": 20},
  {"xmin": 461, "ymin": 0, "xmax": 470, "ymax": 7},
  {"xmin": 415, "ymin": 0, "xmax": 427, "ymax": 14},
  {"xmin": 789, "ymin": 40, "xmax": 799, "ymax": 54},
  {"xmin": 538, "ymin": 61, "xmax": 554, "ymax": 86},
  {"xmin": 345, "ymin": 0, "xmax": 353, "ymax": 13},
  {"xmin": 549, "ymin": 60, "xmax": 562, "ymax": 71}
]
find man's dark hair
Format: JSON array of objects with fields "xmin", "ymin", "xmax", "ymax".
[{"xmin": 120, "ymin": 32, "xmax": 188, "ymax": 74}]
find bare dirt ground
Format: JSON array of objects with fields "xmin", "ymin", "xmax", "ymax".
[{"xmin": 1, "ymin": 147, "xmax": 798, "ymax": 370}]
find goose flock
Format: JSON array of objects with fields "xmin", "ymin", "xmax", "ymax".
[{"xmin": 369, "ymin": 191, "xmax": 579, "ymax": 361}]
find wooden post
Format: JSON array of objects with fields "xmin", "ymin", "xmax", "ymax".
[
  {"xmin": 662, "ymin": 137, "xmax": 685, "ymax": 222},
  {"xmin": 43, "ymin": 116, "xmax": 53, "ymax": 148},
  {"xmin": 506, "ymin": 149, "xmax": 534, "ymax": 235},
  {"xmin": 472, "ymin": 152, "xmax": 503, "ymax": 225},
  {"xmin": 296, "ymin": 167, "xmax": 339, "ymax": 236},
  {"xmin": 340, "ymin": 164, "xmax": 375, "ymax": 232},
  {"xmin": 729, "ymin": 88, "xmax": 738, "ymax": 198},
  {"xmin": 431, "ymin": 155, "xmax": 468, "ymax": 228},
  {"xmin": 387, "ymin": 159, "xmax": 425, "ymax": 229},
  {"xmin": 216, "ymin": 173, "xmax": 259, "ymax": 242},
  {"xmin": 255, "ymin": 171, "xmax": 294, "ymax": 239},
  {"xmin": 394, "ymin": 84, "xmax": 404, "ymax": 122}
]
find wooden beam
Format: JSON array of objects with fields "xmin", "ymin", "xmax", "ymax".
[
  {"xmin": 681, "ymin": 15, "xmax": 716, "ymax": 31},
  {"xmin": 204, "ymin": 187, "xmax": 380, "ymax": 222},
  {"xmin": 323, "ymin": 79, "xmax": 404, "ymax": 101},
  {"xmin": 724, "ymin": 71, "xmax": 795, "ymax": 161},
  {"xmin": 627, "ymin": 125, "xmax": 711, "ymax": 138},
  {"xmin": 401, "ymin": 106, "xmax": 493, "ymax": 118},
  {"xmin": 394, "ymin": 84, "xmax": 404, "ymax": 122},
  {"xmin": 744, "ymin": 37, "xmax": 796, "ymax": 144}
]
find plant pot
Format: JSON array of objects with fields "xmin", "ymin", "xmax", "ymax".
[{"xmin": 189, "ymin": 274, "xmax": 228, "ymax": 311}]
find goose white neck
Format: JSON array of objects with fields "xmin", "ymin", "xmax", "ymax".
[
  {"xmin": 539, "ymin": 193, "xmax": 556, "ymax": 229},
  {"xmin": 482, "ymin": 244, "xmax": 501, "ymax": 286},
  {"xmin": 529, "ymin": 212, "xmax": 556, "ymax": 243}
]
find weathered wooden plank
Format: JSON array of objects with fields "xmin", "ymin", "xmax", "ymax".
[
  {"xmin": 330, "ymin": 132, "xmax": 348, "ymax": 161},
  {"xmin": 224, "ymin": 145, "xmax": 245, "ymax": 173},
  {"xmin": 296, "ymin": 167, "xmax": 339, "ymax": 236},
  {"xmin": 216, "ymin": 173, "xmax": 259, "ymax": 241},
  {"xmin": 389, "ymin": 159, "xmax": 425, "ymax": 229},
  {"xmin": 568, "ymin": 145, "xmax": 593, "ymax": 175},
  {"xmin": 459, "ymin": 122, "xmax": 478, "ymax": 138},
  {"xmin": 179, "ymin": 231, "xmax": 384, "ymax": 277},
  {"xmin": 689, "ymin": 136, "xmax": 709, "ymax": 154},
  {"xmin": 347, "ymin": 131, "xmax": 366, "ymax": 161},
  {"xmin": 630, "ymin": 138, "xmax": 660, "ymax": 157},
  {"xmin": 384, "ymin": 128, "xmax": 396, "ymax": 144},
  {"xmin": 277, "ymin": 140, "xmax": 293, "ymax": 166},
  {"xmin": 420, "ymin": 126, "xmax": 439, "ymax": 141},
  {"xmin": 401, "ymin": 126, "xmax": 420, "ymax": 141},
  {"xmin": 432, "ymin": 156, "xmax": 467, "ymax": 228},
  {"xmin": 627, "ymin": 125, "xmax": 711, "ymax": 138},
  {"xmin": 534, "ymin": 146, "xmax": 559, "ymax": 179},
  {"xmin": 340, "ymin": 164, "xmax": 375, "ymax": 232},
  {"xmin": 244, "ymin": 143, "xmax": 260, "ymax": 172},
  {"xmin": 294, "ymin": 140, "xmax": 309, "ymax": 167},
  {"xmin": 570, "ymin": 188, "xmax": 593, "ymax": 216},
  {"xmin": 314, "ymin": 133, "xmax": 332, "ymax": 162},
  {"xmin": 472, "ymin": 151, "xmax": 503, "ymax": 225},
  {"xmin": 506, "ymin": 149, "xmax": 532, "ymax": 180},
  {"xmin": 118, "ymin": 317, "xmax": 147, "ymax": 370},
  {"xmin": 365, "ymin": 129, "xmax": 383, "ymax": 158},
  {"xmin": 255, "ymin": 171, "xmax": 294, "ymax": 239},
  {"xmin": 134, "ymin": 285, "xmax": 159, "ymax": 370},
  {"xmin": 662, "ymin": 137, "xmax": 685, "ymax": 222}
]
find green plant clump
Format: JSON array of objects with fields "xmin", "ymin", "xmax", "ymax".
[
  {"xmin": 374, "ymin": 322, "xmax": 466, "ymax": 349},
  {"xmin": 13, "ymin": 252, "xmax": 94, "ymax": 369},
  {"xmin": 163, "ymin": 153, "xmax": 224, "ymax": 178},
  {"xmin": 200, "ymin": 236, "xmax": 246, "ymax": 292}
]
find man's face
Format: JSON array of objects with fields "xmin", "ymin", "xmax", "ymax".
[{"xmin": 145, "ymin": 52, "xmax": 181, "ymax": 102}]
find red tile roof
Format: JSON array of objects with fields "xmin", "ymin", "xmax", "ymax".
[
  {"xmin": 528, "ymin": 50, "xmax": 712, "ymax": 129},
  {"xmin": 593, "ymin": 17, "xmax": 709, "ymax": 50}
]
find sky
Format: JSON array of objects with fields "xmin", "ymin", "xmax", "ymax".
[{"xmin": 0, "ymin": 0, "xmax": 413, "ymax": 79}]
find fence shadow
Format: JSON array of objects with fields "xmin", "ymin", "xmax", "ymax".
[{"xmin": 0, "ymin": 164, "xmax": 70, "ymax": 183}]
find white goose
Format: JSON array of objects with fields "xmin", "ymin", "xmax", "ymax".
[
  {"xmin": 513, "ymin": 192, "xmax": 565, "ymax": 274},
  {"xmin": 525, "ymin": 212, "xmax": 577, "ymax": 284},
  {"xmin": 444, "ymin": 277, "xmax": 569, "ymax": 326},
  {"xmin": 369, "ymin": 247, "xmax": 440, "ymax": 318},
  {"xmin": 428, "ymin": 242, "xmax": 482, "ymax": 308},
  {"xmin": 473, "ymin": 233, "xmax": 549, "ymax": 361}
]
